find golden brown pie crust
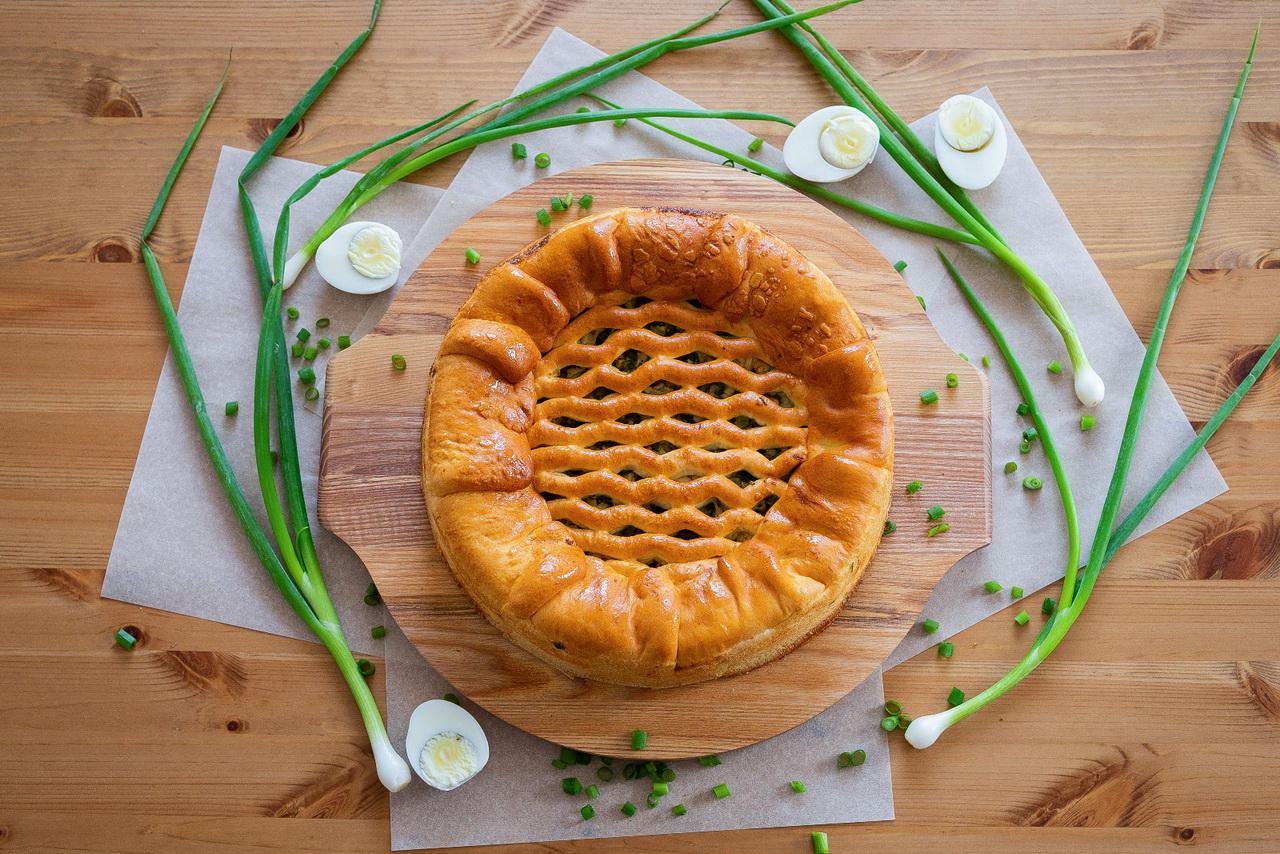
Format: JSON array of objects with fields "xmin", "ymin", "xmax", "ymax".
[{"xmin": 422, "ymin": 207, "xmax": 893, "ymax": 687}]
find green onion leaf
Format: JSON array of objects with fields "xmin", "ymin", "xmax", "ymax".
[
  {"xmin": 1023, "ymin": 427, "xmax": 1039, "ymax": 442},
  {"xmin": 317, "ymin": 337, "xmax": 331, "ymax": 349},
  {"xmin": 316, "ymin": 317, "xmax": 330, "ymax": 328},
  {"xmin": 291, "ymin": 342, "xmax": 304, "ymax": 358},
  {"xmin": 880, "ymin": 716, "xmax": 898, "ymax": 731},
  {"xmin": 297, "ymin": 327, "xmax": 311, "ymax": 343},
  {"xmin": 562, "ymin": 777, "xmax": 583, "ymax": 795},
  {"xmin": 551, "ymin": 197, "xmax": 567, "ymax": 212},
  {"xmin": 578, "ymin": 194, "xmax": 594, "ymax": 210},
  {"xmin": 303, "ymin": 346, "xmax": 318, "ymax": 360},
  {"xmin": 917, "ymin": 295, "xmax": 926, "ymax": 310},
  {"xmin": 653, "ymin": 781, "xmax": 668, "ymax": 796},
  {"xmin": 982, "ymin": 355, "xmax": 991, "ymax": 368},
  {"xmin": 1010, "ymin": 586, "xmax": 1024, "ymax": 598},
  {"xmin": 559, "ymin": 746, "xmax": 576, "ymax": 764},
  {"xmin": 286, "ymin": 306, "xmax": 300, "ymax": 319},
  {"xmin": 305, "ymin": 387, "xmax": 319, "ymax": 402},
  {"xmin": 365, "ymin": 582, "xmax": 381, "ymax": 604},
  {"xmin": 1015, "ymin": 403, "xmax": 1031, "ymax": 416},
  {"xmin": 551, "ymin": 759, "xmax": 567, "ymax": 770},
  {"xmin": 1019, "ymin": 439, "xmax": 1032, "ymax": 454}
]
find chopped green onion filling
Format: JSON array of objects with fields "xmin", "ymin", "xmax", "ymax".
[
  {"xmin": 356, "ymin": 658, "xmax": 375, "ymax": 677},
  {"xmin": 922, "ymin": 618, "xmax": 940, "ymax": 634},
  {"xmin": 316, "ymin": 318, "xmax": 330, "ymax": 329},
  {"xmin": 906, "ymin": 480, "xmax": 923, "ymax": 495},
  {"xmin": 536, "ymin": 208, "xmax": 552, "ymax": 226},
  {"xmin": 391, "ymin": 354, "xmax": 407, "ymax": 370},
  {"xmin": 948, "ymin": 686, "xmax": 965, "ymax": 706},
  {"xmin": 370, "ymin": 625, "xmax": 386, "ymax": 639},
  {"xmin": 562, "ymin": 777, "xmax": 583, "ymax": 795},
  {"xmin": 926, "ymin": 505, "xmax": 945, "ymax": 521},
  {"xmin": 927, "ymin": 522, "xmax": 950, "ymax": 538},
  {"xmin": 698, "ymin": 755, "xmax": 722, "ymax": 767},
  {"xmin": 1016, "ymin": 403, "xmax": 1031, "ymax": 416},
  {"xmin": 304, "ymin": 387, "xmax": 319, "ymax": 402},
  {"xmin": 338, "ymin": 335, "xmax": 351, "ymax": 350},
  {"xmin": 748, "ymin": 136, "xmax": 764, "ymax": 153},
  {"xmin": 297, "ymin": 328, "xmax": 311, "ymax": 343},
  {"xmin": 790, "ymin": 780, "xmax": 806, "ymax": 793},
  {"xmin": 920, "ymin": 389, "xmax": 939, "ymax": 405},
  {"xmin": 596, "ymin": 766, "xmax": 614, "ymax": 782},
  {"xmin": 631, "ymin": 729, "xmax": 648, "ymax": 750},
  {"xmin": 884, "ymin": 699, "xmax": 903, "ymax": 716},
  {"xmin": 1014, "ymin": 610, "xmax": 1030, "ymax": 625},
  {"xmin": 1023, "ymin": 476, "xmax": 1043, "ymax": 490},
  {"xmin": 465, "ymin": 248, "xmax": 481, "ymax": 265},
  {"xmin": 1081, "ymin": 415, "xmax": 1097, "ymax": 431},
  {"xmin": 580, "ymin": 804, "xmax": 595, "ymax": 821},
  {"xmin": 1047, "ymin": 360, "xmax": 1063, "ymax": 374},
  {"xmin": 297, "ymin": 367, "xmax": 316, "ymax": 385},
  {"xmin": 286, "ymin": 306, "xmax": 299, "ymax": 319},
  {"xmin": 225, "ymin": 401, "xmax": 239, "ymax": 416},
  {"xmin": 938, "ymin": 641, "xmax": 955, "ymax": 657},
  {"xmin": 578, "ymin": 193, "xmax": 594, "ymax": 210},
  {"xmin": 114, "ymin": 628, "xmax": 138, "ymax": 650},
  {"xmin": 303, "ymin": 346, "xmax": 319, "ymax": 361},
  {"xmin": 893, "ymin": 259, "xmax": 907, "ymax": 273},
  {"xmin": 621, "ymin": 801, "xmax": 637, "ymax": 817},
  {"xmin": 1004, "ymin": 461, "xmax": 1018, "ymax": 474},
  {"xmin": 946, "ymin": 372, "xmax": 958, "ymax": 388},
  {"xmin": 535, "ymin": 152, "xmax": 551, "ymax": 168},
  {"xmin": 1019, "ymin": 439, "xmax": 1032, "ymax": 454},
  {"xmin": 672, "ymin": 803, "xmax": 687, "ymax": 816},
  {"xmin": 883, "ymin": 520, "xmax": 897, "ymax": 534},
  {"xmin": 712, "ymin": 783, "xmax": 731, "ymax": 799},
  {"xmin": 511, "ymin": 142, "xmax": 527, "ymax": 159},
  {"xmin": 984, "ymin": 580, "xmax": 1004, "ymax": 594},
  {"xmin": 812, "ymin": 831, "xmax": 830, "ymax": 854}
]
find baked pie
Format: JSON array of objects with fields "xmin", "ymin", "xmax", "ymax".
[{"xmin": 423, "ymin": 207, "xmax": 893, "ymax": 687}]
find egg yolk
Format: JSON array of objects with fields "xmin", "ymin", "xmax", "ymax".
[{"xmin": 818, "ymin": 113, "xmax": 879, "ymax": 169}]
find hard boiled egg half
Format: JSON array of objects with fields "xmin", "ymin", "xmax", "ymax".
[
  {"xmin": 783, "ymin": 106, "xmax": 881, "ymax": 183},
  {"xmin": 313, "ymin": 221, "xmax": 403, "ymax": 295},
  {"xmin": 933, "ymin": 94, "xmax": 1007, "ymax": 190},
  {"xmin": 405, "ymin": 698, "xmax": 490, "ymax": 791}
]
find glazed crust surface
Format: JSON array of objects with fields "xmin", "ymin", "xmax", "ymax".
[{"xmin": 423, "ymin": 207, "xmax": 893, "ymax": 687}]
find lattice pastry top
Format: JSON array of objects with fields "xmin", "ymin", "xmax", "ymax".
[{"xmin": 423, "ymin": 207, "xmax": 893, "ymax": 687}]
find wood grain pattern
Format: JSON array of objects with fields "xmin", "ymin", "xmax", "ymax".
[
  {"xmin": 3, "ymin": 0, "xmax": 1279, "ymax": 851},
  {"xmin": 317, "ymin": 159, "xmax": 990, "ymax": 757}
]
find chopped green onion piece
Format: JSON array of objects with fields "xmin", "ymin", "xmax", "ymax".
[
  {"xmin": 939, "ymin": 642, "xmax": 955, "ymax": 657},
  {"xmin": 698, "ymin": 755, "xmax": 722, "ymax": 767},
  {"xmin": 893, "ymin": 259, "xmax": 907, "ymax": 273},
  {"xmin": 946, "ymin": 372, "xmax": 958, "ymax": 388},
  {"xmin": 642, "ymin": 761, "xmax": 658, "ymax": 778},
  {"xmin": 291, "ymin": 342, "xmax": 304, "ymax": 358},
  {"xmin": 1014, "ymin": 610, "xmax": 1030, "ymax": 626},
  {"xmin": 441, "ymin": 693, "xmax": 459, "ymax": 705},
  {"xmin": 1004, "ymin": 461, "xmax": 1018, "ymax": 474},
  {"xmin": 551, "ymin": 759, "xmax": 567, "ymax": 770},
  {"xmin": 837, "ymin": 748, "xmax": 866, "ymax": 768},
  {"xmin": 356, "ymin": 658, "xmax": 375, "ymax": 677},
  {"xmin": 1016, "ymin": 403, "xmax": 1031, "ymax": 416},
  {"xmin": 575, "ymin": 750, "xmax": 591, "ymax": 765},
  {"xmin": 464, "ymin": 248, "xmax": 481, "ymax": 265},
  {"xmin": 391, "ymin": 354, "xmax": 407, "ymax": 370},
  {"xmin": 1019, "ymin": 439, "xmax": 1032, "ymax": 454},
  {"xmin": 631, "ymin": 729, "xmax": 648, "ymax": 750},
  {"xmin": 304, "ymin": 387, "xmax": 319, "ymax": 402},
  {"xmin": 948, "ymin": 686, "xmax": 965, "ymax": 706},
  {"xmin": 364, "ymin": 582, "xmax": 381, "ymax": 605},
  {"xmin": 897, "ymin": 714, "xmax": 912, "ymax": 728},
  {"xmin": 927, "ymin": 522, "xmax": 950, "ymax": 538},
  {"xmin": 883, "ymin": 520, "xmax": 896, "ymax": 534},
  {"xmin": 303, "ymin": 346, "xmax": 319, "ymax": 360},
  {"xmin": 368, "ymin": 625, "xmax": 386, "ymax": 640},
  {"xmin": 316, "ymin": 317, "xmax": 330, "ymax": 328},
  {"xmin": 790, "ymin": 780, "xmax": 806, "ymax": 793},
  {"xmin": 600, "ymin": 756, "xmax": 613, "ymax": 766},
  {"xmin": 880, "ymin": 716, "xmax": 898, "ymax": 731},
  {"xmin": 511, "ymin": 142, "xmax": 527, "ymax": 159},
  {"xmin": 984, "ymin": 580, "xmax": 1004, "ymax": 594},
  {"xmin": 559, "ymin": 746, "xmax": 577, "ymax": 764},
  {"xmin": 575, "ymin": 106, "xmax": 591, "ymax": 113},
  {"xmin": 660, "ymin": 767, "xmax": 676, "ymax": 783},
  {"xmin": 297, "ymin": 367, "xmax": 316, "ymax": 385},
  {"xmin": 317, "ymin": 337, "xmax": 331, "ymax": 349},
  {"xmin": 596, "ymin": 765, "xmax": 614, "ymax": 782},
  {"xmin": 982, "ymin": 355, "xmax": 991, "ymax": 368},
  {"xmin": 551, "ymin": 196, "xmax": 567, "ymax": 212},
  {"xmin": 1047, "ymin": 360, "xmax": 1063, "ymax": 374},
  {"xmin": 297, "ymin": 328, "xmax": 311, "ymax": 343},
  {"xmin": 1023, "ymin": 427, "xmax": 1039, "ymax": 442},
  {"xmin": 562, "ymin": 193, "xmax": 574, "ymax": 208},
  {"xmin": 926, "ymin": 505, "xmax": 945, "ymax": 520},
  {"xmin": 672, "ymin": 803, "xmax": 687, "ymax": 816},
  {"xmin": 114, "ymin": 628, "xmax": 138, "ymax": 650},
  {"xmin": 917, "ymin": 295, "xmax": 927, "ymax": 310},
  {"xmin": 614, "ymin": 116, "xmax": 628, "ymax": 127},
  {"xmin": 622, "ymin": 763, "xmax": 638, "ymax": 780},
  {"xmin": 653, "ymin": 781, "xmax": 669, "ymax": 796},
  {"xmin": 712, "ymin": 783, "xmax": 731, "ymax": 799},
  {"xmin": 621, "ymin": 801, "xmax": 637, "ymax": 817},
  {"xmin": 812, "ymin": 831, "xmax": 830, "ymax": 854},
  {"xmin": 269, "ymin": 450, "xmax": 278, "ymax": 466},
  {"xmin": 1010, "ymin": 586, "xmax": 1024, "ymax": 598},
  {"xmin": 580, "ymin": 804, "xmax": 595, "ymax": 821},
  {"xmin": 922, "ymin": 618, "xmax": 940, "ymax": 634},
  {"xmin": 584, "ymin": 783, "xmax": 600, "ymax": 799},
  {"xmin": 906, "ymin": 480, "xmax": 922, "ymax": 494},
  {"xmin": 286, "ymin": 306, "xmax": 299, "ymax": 319},
  {"xmin": 1080, "ymin": 415, "xmax": 1096, "ymax": 431},
  {"xmin": 920, "ymin": 389, "xmax": 939, "ymax": 405},
  {"xmin": 535, "ymin": 152, "xmax": 551, "ymax": 168},
  {"xmin": 338, "ymin": 335, "xmax": 351, "ymax": 350},
  {"xmin": 959, "ymin": 353, "xmax": 969, "ymax": 361},
  {"xmin": 748, "ymin": 136, "xmax": 764, "ymax": 153},
  {"xmin": 884, "ymin": 699, "xmax": 903, "ymax": 716},
  {"xmin": 225, "ymin": 401, "xmax": 239, "ymax": 416},
  {"xmin": 562, "ymin": 777, "xmax": 583, "ymax": 795},
  {"xmin": 578, "ymin": 193, "xmax": 594, "ymax": 210},
  {"xmin": 1042, "ymin": 597, "xmax": 1057, "ymax": 614},
  {"xmin": 536, "ymin": 208, "xmax": 552, "ymax": 226},
  {"xmin": 1024, "ymin": 476, "xmax": 1043, "ymax": 490}
]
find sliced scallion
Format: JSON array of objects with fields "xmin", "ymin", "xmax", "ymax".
[
  {"xmin": 1014, "ymin": 610, "xmax": 1030, "ymax": 626},
  {"xmin": 946, "ymin": 372, "xmax": 958, "ymax": 388},
  {"xmin": 371, "ymin": 625, "xmax": 386, "ymax": 639},
  {"xmin": 712, "ymin": 783, "xmax": 731, "ymax": 799},
  {"xmin": 922, "ymin": 618, "xmax": 940, "ymax": 634},
  {"xmin": 391, "ymin": 354, "xmax": 407, "ymax": 370},
  {"xmin": 631, "ymin": 729, "xmax": 648, "ymax": 750},
  {"xmin": 927, "ymin": 522, "xmax": 950, "ymax": 538},
  {"xmin": 114, "ymin": 628, "xmax": 138, "ymax": 650},
  {"xmin": 535, "ymin": 152, "xmax": 551, "ymax": 168},
  {"xmin": 938, "ymin": 642, "xmax": 954, "ymax": 657},
  {"xmin": 225, "ymin": 401, "xmax": 239, "ymax": 416},
  {"xmin": 926, "ymin": 505, "xmax": 945, "ymax": 520},
  {"xmin": 920, "ymin": 389, "xmax": 939, "ymax": 405},
  {"xmin": 465, "ymin": 248, "xmax": 481, "ymax": 264}
]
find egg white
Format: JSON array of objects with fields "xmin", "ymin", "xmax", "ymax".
[
  {"xmin": 934, "ymin": 108, "xmax": 1007, "ymax": 191},
  {"xmin": 314, "ymin": 220, "xmax": 402, "ymax": 295},
  {"xmin": 405, "ymin": 698, "xmax": 490, "ymax": 791},
  {"xmin": 783, "ymin": 105, "xmax": 879, "ymax": 183}
]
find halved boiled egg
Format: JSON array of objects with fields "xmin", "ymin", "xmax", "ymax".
[
  {"xmin": 314, "ymin": 221, "xmax": 403, "ymax": 295},
  {"xmin": 405, "ymin": 698, "xmax": 490, "ymax": 791},
  {"xmin": 783, "ymin": 105, "xmax": 881, "ymax": 183},
  {"xmin": 933, "ymin": 94, "xmax": 1007, "ymax": 191}
]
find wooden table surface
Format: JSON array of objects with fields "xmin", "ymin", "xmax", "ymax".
[{"xmin": 2, "ymin": 2, "xmax": 1278, "ymax": 852}]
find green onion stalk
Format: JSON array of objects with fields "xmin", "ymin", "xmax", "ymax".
[
  {"xmin": 906, "ymin": 28, "xmax": 1261, "ymax": 748},
  {"xmin": 277, "ymin": 0, "xmax": 865, "ymax": 287},
  {"xmin": 751, "ymin": 0, "xmax": 1103, "ymax": 407}
]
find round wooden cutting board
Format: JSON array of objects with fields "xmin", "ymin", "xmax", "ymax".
[{"xmin": 318, "ymin": 159, "xmax": 990, "ymax": 758}]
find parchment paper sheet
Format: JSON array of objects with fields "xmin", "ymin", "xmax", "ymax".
[{"xmin": 103, "ymin": 25, "xmax": 1227, "ymax": 852}]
